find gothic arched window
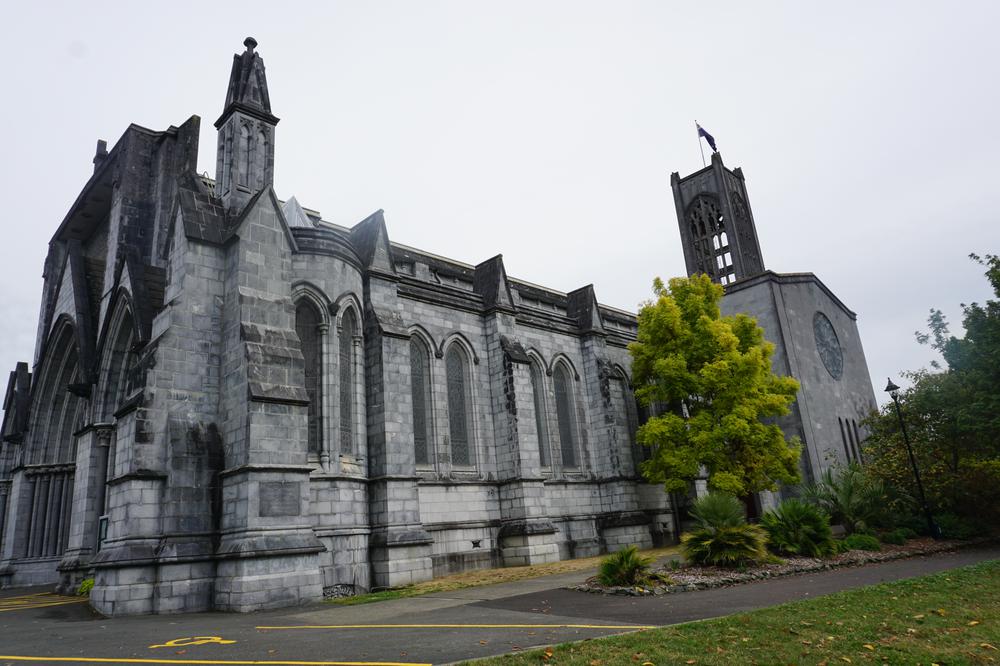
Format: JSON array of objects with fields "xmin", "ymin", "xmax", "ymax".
[
  {"xmin": 686, "ymin": 195, "xmax": 730, "ymax": 281},
  {"xmin": 339, "ymin": 308, "xmax": 358, "ymax": 455},
  {"xmin": 22, "ymin": 321, "xmax": 81, "ymax": 559},
  {"xmin": 295, "ymin": 300, "xmax": 322, "ymax": 455},
  {"xmin": 553, "ymin": 363, "xmax": 577, "ymax": 468},
  {"xmin": 410, "ymin": 337, "xmax": 432, "ymax": 466},
  {"xmin": 445, "ymin": 345, "xmax": 472, "ymax": 467},
  {"xmin": 530, "ymin": 361, "xmax": 550, "ymax": 467}
]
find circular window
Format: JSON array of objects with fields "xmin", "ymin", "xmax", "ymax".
[{"xmin": 813, "ymin": 311, "xmax": 843, "ymax": 380}]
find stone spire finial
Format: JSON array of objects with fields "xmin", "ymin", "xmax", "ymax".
[{"xmin": 216, "ymin": 36, "xmax": 278, "ymax": 128}]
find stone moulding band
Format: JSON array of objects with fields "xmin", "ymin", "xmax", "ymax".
[
  {"xmin": 596, "ymin": 511, "xmax": 652, "ymax": 529},
  {"xmin": 216, "ymin": 532, "xmax": 324, "ymax": 559},
  {"xmin": 369, "ymin": 529, "xmax": 434, "ymax": 548},
  {"xmin": 112, "ymin": 391, "xmax": 144, "ymax": 419},
  {"xmin": 218, "ymin": 463, "xmax": 315, "ymax": 479},
  {"xmin": 497, "ymin": 519, "xmax": 558, "ymax": 538},
  {"xmin": 106, "ymin": 469, "xmax": 167, "ymax": 486},
  {"xmin": 246, "ymin": 386, "xmax": 311, "ymax": 406},
  {"xmin": 423, "ymin": 519, "xmax": 501, "ymax": 532},
  {"xmin": 21, "ymin": 463, "xmax": 76, "ymax": 476}
]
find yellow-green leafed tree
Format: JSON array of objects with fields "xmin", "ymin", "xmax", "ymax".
[{"xmin": 628, "ymin": 274, "xmax": 802, "ymax": 496}]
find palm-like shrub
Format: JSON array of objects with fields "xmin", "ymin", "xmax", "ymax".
[
  {"xmin": 689, "ymin": 492, "xmax": 746, "ymax": 529},
  {"xmin": 682, "ymin": 523, "xmax": 769, "ymax": 567},
  {"xmin": 761, "ymin": 499, "xmax": 836, "ymax": 557},
  {"xmin": 802, "ymin": 464, "xmax": 886, "ymax": 534},
  {"xmin": 680, "ymin": 493, "xmax": 767, "ymax": 567},
  {"xmin": 597, "ymin": 545, "xmax": 653, "ymax": 586}
]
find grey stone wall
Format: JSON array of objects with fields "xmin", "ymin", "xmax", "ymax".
[
  {"xmin": 0, "ymin": 40, "xmax": 678, "ymax": 611},
  {"xmin": 721, "ymin": 272, "xmax": 878, "ymax": 484}
]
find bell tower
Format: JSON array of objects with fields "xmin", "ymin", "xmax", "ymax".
[
  {"xmin": 215, "ymin": 37, "xmax": 279, "ymax": 214},
  {"xmin": 670, "ymin": 152, "xmax": 765, "ymax": 285}
]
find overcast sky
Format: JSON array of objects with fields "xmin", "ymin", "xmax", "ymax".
[{"xmin": 2, "ymin": 1, "xmax": 998, "ymax": 411}]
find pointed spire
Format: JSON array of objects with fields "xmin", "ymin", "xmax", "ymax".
[
  {"xmin": 215, "ymin": 37, "xmax": 279, "ymax": 128},
  {"xmin": 566, "ymin": 284, "xmax": 606, "ymax": 336},
  {"xmin": 282, "ymin": 196, "xmax": 315, "ymax": 228},
  {"xmin": 349, "ymin": 210, "xmax": 396, "ymax": 277},
  {"xmin": 474, "ymin": 255, "xmax": 516, "ymax": 314}
]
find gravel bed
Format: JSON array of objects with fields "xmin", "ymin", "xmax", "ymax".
[{"xmin": 571, "ymin": 537, "xmax": 994, "ymax": 597}]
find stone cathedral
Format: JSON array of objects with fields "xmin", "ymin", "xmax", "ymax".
[{"xmin": 0, "ymin": 38, "xmax": 875, "ymax": 615}]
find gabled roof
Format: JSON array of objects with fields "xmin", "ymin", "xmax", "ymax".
[{"xmin": 175, "ymin": 175, "xmax": 231, "ymax": 245}]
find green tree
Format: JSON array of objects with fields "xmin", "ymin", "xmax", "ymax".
[
  {"xmin": 863, "ymin": 254, "xmax": 1000, "ymax": 524},
  {"xmin": 628, "ymin": 274, "xmax": 801, "ymax": 496}
]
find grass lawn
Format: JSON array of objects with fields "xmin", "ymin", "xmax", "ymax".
[
  {"xmin": 329, "ymin": 545, "xmax": 680, "ymax": 606},
  {"xmin": 466, "ymin": 559, "xmax": 1000, "ymax": 665}
]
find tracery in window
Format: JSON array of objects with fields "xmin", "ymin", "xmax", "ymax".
[
  {"xmin": 410, "ymin": 337, "xmax": 432, "ymax": 466},
  {"xmin": 339, "ymin": 308, "xmax": 358, "ymax": 454},
  {"xmin": 685, "ymin": 195, "xmax": 728, "ymax": 281},
  {"xmin": 295, "ymin": 300, "xmax": 322, "ymax": 455},
  {"xmin": 553, "ymin": 363, "xmax": 577, "ymax": 468},
  {"xmin": 530, "ymin": 361, "xmax": 550, "ymax": 467},
  {"xmin": 446, "ymin": 345, "xmax": 472, "ymax": 466}
]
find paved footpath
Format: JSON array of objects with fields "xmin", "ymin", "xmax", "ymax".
[{"xmin": 0, "ymin": 546, "xmax": 996, "ymax": 666}]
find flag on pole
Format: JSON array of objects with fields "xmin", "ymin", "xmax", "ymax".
[{"xmin": 697, "ymin": 123, "xmax": 718, "ymax": 153}]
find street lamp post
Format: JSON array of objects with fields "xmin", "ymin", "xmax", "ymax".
[{"xmin": 884, "ymin": 378, "xmax": 942, "ymax": 540}]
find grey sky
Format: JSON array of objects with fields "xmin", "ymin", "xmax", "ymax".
[{"xmin": 2, "ymin": 1, "xmax": 998, "ymax": 409}]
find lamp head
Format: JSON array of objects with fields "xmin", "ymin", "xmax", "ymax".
[{"xmin": 885, "ymin": 378, "xmax": 901, "ymax": 399}]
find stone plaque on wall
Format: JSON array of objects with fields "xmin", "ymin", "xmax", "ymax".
[{"xmin": 259, "ymin": 481, "xmax": 301, "ymax": 517}]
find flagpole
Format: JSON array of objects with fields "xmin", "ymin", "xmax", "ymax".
[{"xmin": 696, "ymin": 120, "xmax": 706, "ymax": 167}]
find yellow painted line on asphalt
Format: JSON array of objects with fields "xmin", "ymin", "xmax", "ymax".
[
  {"xmin": 0, "ymin": 657, "xmax": 429, "ymax": 666},
  {"xmin": 0, "ymin": 595, "xmax": 88, "ymax": 612},
  {"xmin": 256, "ymin": 623, "xmax": 656, "ymax": 630}
]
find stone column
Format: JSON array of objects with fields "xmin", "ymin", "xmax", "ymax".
[
  {"xmin": 365, "ymin": 312, "xmax": 433, "ymax": 588},
  {"xmin": 57, "ymin": 424, "xmax": 112, "ymax": 593},
  {"xmin": 491, "ymin": 330, "xmax": 558, "ymax": 566},
  {"xmin": 568, "ymin": 285, "xmax": 651, "ymax": 552},
  {"xmin": 317, "ymin": 322, "xmax": 332, "ymax": 471},
  {"xmin": 0, "ymin": 469, "xmax": 30, "ymax": 584},
  {"xmin": 210, "ymin": 193, "xmax": 323, "ymax": 612},
  {"xmin": 473, "ymin": 256, "xmax": 558, "ymax": 566}
]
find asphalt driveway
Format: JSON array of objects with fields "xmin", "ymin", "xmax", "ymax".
[{"xmin": 0, "ymin": 545, "xmax": 996, "ymax": 666}]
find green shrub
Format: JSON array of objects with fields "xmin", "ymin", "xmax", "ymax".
[
  {"xmin": 880, "ymin": 530, "xmax": 906, "ymax": 545},
  {"xmin": 76, "ymin": 577, "xmax": 94, "ymax": 596},
  {"xmin": 597, "ymin": 545, "xmax": 653, "ymax": 586},
  {"xmin": 802, "ymin": 464, "xmax": 887, "ymax": 535},
  {"xmin": 935, "ymin": 513, "xmax": 980, "ymax": 540},
  {"xmin": 681, "ymin": 524, "xmax": 768, "ymax": 567},
  {"xmin": 897, "ymin": 527, "xmax": 919, "ymax": 540},
  {"xmin": 895, "ymin": 514, "xmax": 931, "ymax": 536},
  {"xmin": 761, "ymin": 499, "xmax": 837, "ymax": 557},
  {"xmin": 688, "ymin": 493, "xmax": 746, "ymax": 529},
  {"xmin": 842, "ymin": 533, "xmax": 881, "ymax": 551}
]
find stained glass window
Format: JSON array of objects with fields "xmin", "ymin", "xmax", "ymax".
[
  {"xmin": 295, "ymin": 301, "xmax": 321, "ymax": 455},
  {"xmin": 530, "ymin": 362, "xmax": 549, "ymax": 467},
  {"xmin": 554, "ymin": 364, "xmax": 576, "ymax": 467},
  {"xmin": 410, "ymin": 338, "xmax": 431, "ymax": 465},
  {"xmin": 339, "ymin": 309, "xmax": 356, "ymax": 454},
  {"xmin": 446, "ymin": 346, "xmax": 470, "ymax": 466}
]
